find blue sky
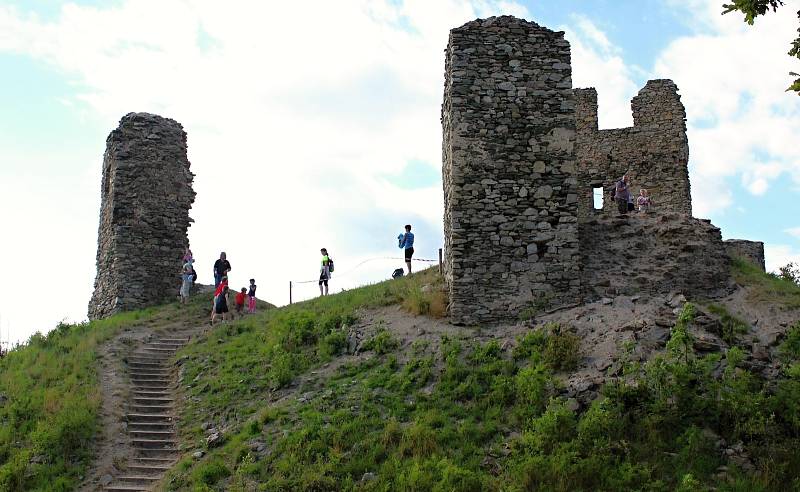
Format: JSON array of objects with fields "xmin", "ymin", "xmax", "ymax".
[{"xmin": 0, "ymin": 0, "xmax": 798, "ymax": 345}]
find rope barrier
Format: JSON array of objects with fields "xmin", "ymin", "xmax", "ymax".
[{"xmin": 291, "ymin": 256, "xmax": 438, "ymax": 284}]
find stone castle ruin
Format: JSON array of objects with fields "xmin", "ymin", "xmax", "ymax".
[
  {"xmin": 442, "ymin": 16, "xmax": 763, "ymax": 325},
  {"xmin": 88, "ymin": 113, "xmax": 195, "ymax": 320}
]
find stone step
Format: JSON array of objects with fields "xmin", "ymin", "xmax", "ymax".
[
  {"xmin": 127, "ymin": 463, "xmax": 172, "ymax": 473},
  {"xmin": 133, "ymin": 447, "xmax": 180, "ymax": 455},
  {"xmin": 130, "ymin": 373, "xmax": 171, "ymax": 380},
  {"xmin": 131, "ymin": 389, "xmax": 170, "ymax": 396},
  {"xmin": 146, "ymin": 341, "xmax": 184, "ymax": 347},
  {"xmin": 131, "ymin": 381, "xmax": 171, "ymax": 388},
  {"xmin": 129, "ymin": 405, "xmax": 173, "ymax": 414},
  {"xmin": 132, "ymin": 397, "xmax": 174, "ymax": 404},
  {"xmin": 132, "ymin": 438, "xmax": 176, "ymax": 449},
  {"xmin": 129, "ymin": 371, "xmax": 171, "ymax": 378},
  {"xmin": 154, "ymin": 338, "xmax": 190, "ymax": 343},
  {"xmin": 126, "ymin": 413, "xmax": 174, "ymax": 422},
  {"xmin": 128, "ymin": 356, "xmax": 169, "ymax": 363},
  {"xmin": 104, "ymin": 484, "xmax": 148, "ymax": 491},
  {"xmin": 128, "ymin": 360, "xmax": 166, "ymax": 367},
  {"xmin": 128, "ymin": 422, "xmax": 173, "ymax": 431},
  {"xmin": 117, "ymin": 475, "xmax": 162, "ymax": 484},
  {"xmin": 129, "ymin": 430, "xmax": 175, "ymax": 439},
  {"xmin": 132, "ymin": 457, "xmax": 176, "ymax": 465},
  {"xmin": 140, "ymin": 347, "xmax": 177, "ymax": 353}
]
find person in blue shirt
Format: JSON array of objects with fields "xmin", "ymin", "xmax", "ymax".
[{"xmin": 399, "ymin": 224, "xmax": 415, "ymax": 274}]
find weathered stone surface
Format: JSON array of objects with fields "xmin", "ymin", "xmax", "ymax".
[
  {"xmin": 724, "ymin": 239, "xmax": 765, "ymax": 271},
  {"xmin": 580, "ymin": 213, "xmax": 731, "ymax": 300},
  {"xmin": 442, "ymin": 16, "xmax": 581, "ymax": 325},
  {"xmin": 575, "ymin": 81, "xmax": 690, "ymax": 219},
  {"xmin": 88, "ymin": 112, "xmax": 195, "ymax": 319}
]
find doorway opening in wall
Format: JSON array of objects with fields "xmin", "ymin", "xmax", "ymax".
[{"xmin": 593, "ymin": 187, "xmax": 604, "ymax": 210}]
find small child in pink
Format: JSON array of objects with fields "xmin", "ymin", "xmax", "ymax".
[
  {"xmin": 247, "ymin": 278, "xmax": 257, "ymax": 313},
  {"xmin": 637, "ymin": 189, "xmax": 651, "ymax": 213}
]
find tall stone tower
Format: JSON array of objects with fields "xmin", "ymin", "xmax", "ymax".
[
  {"xmin": 442, "ymin": 16, "xmax": 581, "ymax": 325},
  {"xmin": 88, "ymin": 113, "xmax": 196, "ymax": 320}
]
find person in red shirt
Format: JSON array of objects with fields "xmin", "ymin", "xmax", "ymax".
[{"xmin": 234, "ymin": 287, "xmax": 247, "ymax": 316}]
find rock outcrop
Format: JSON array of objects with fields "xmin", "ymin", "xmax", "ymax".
[{"xmin": 580, "ymin": 213, "xmax": 731, "ymax": 300}]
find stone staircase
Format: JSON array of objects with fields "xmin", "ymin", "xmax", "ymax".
[{"xmin": 103, "ymin": 336, "xmax": 190, "ymax": 491}]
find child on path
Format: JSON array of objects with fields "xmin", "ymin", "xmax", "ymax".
[
  {"xmin": 319, "ymin": 248, "xmax": 331, "ymax": 296},
  {"xmin": 247, "ymin": 279, "xmax": 257, "ymax": 313},
  {"xmin": 235, "ymin": 288, "xmax": 247, "ymax": 316},
  {"xmin": 211, "ymin": 286, "xmax": 230, "ymax": 325},
  {"xmin": 637, "ymin": 189, "xmax": 651, "ymax": 213}
]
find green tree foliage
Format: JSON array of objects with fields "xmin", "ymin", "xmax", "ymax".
[{"xmin": 722, "ymin": 0, "xmax": 800, "ymax": 94}]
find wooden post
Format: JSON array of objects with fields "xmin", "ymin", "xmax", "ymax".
[
  {"xmin": 289, "ymin": 281, "xmax": 293, "ymax": 305},
  {"xmin": 438, "ymin": 248, "xmax": 443, "ymax": 276}
]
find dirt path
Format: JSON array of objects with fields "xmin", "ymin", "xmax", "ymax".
[{"xmin": 81, "ymin": 315, "xmax": 209, "ymax": 492}]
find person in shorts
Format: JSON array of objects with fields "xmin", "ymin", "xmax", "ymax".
[
  {"xmin": 319, "ymin": 248, "xmax": 331, "ymax": 296},
  {"xmin": 211, "ymin": 285, "xmax": 230, "ymax": 325},
  {"xmin": 400, "ymin": 224, "xmax": 415, "ymax": 274}
]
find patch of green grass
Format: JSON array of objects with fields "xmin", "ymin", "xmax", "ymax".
[
  {"xmin": 733, "ymin": 257, "xmax": 800, "ymax": 309},
  {"xmin": 706, "ymin": 303, "xmax": 750, "ymax": 344}
]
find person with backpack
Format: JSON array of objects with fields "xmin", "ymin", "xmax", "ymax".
[
  {"xmin": 319, "ymin": 248, "xmax": 333, "ymax": 296},
  {"xmin": 179, "ymin": 258, "xmax": 194, "ymax": 304},
  {"xmin": 399, "ymin": 224, "xmax": 415, "ymax": 274}
]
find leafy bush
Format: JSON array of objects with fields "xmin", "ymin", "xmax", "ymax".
[{"xmin": 362, "ymin": 328, "xmax": 400, "ymax": 355}]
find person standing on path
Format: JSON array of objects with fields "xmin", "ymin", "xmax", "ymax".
[
  {"xmin": 179, "ymin": 258, "xmax": 194, "ymax": 304},
  {"xmin": 614, "ymin": 174, "xmax": 631, "ymax": 216},
  {"xmin": 319, "ymin": 248, "xmax": 331, "ymax": 296},
  {"xmin": 400, "ymin": 224, "xmax": 415, "ymax": 274},
  {"xmin": 213, "ymin": 252, "xmax": 231, "ymax": 288},
  {"xmin": 211, "ymin": 285, "xmax": 230, "ymax": 325},
  {"xmin": 247, "ymin": 278, "xmax": 257, "ymax": 313}
]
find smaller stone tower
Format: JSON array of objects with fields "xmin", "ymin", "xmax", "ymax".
[
  {"xmin": 575, "ymin": 80, "xmax": 690, "ymax": 219},
  {"xmin": 88, "ymin": 113, "xmax": 196, "ymax": 319}
]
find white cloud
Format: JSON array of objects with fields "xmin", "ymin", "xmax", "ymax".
[
  {"xmin": 785, "ymin": 227, "xmax": 800, "ymax": 239},
  {"xmin": 566, "ymin": 15, "xmax": 640, "ymax": 129},
  {"xmin": 765, "ymin": 243, "xmax": 800, "ymax": 273},
  {"xmin": 653, "ymin": 0, "xmax": 800, "ymax": 217}
]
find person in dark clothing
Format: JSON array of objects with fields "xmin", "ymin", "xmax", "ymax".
[
  {"xmin": 614, "ymin": 174, "xmax": 631, "ymax": 215},
  {"xmin": 213, "ymin": 252, "xmax": 231, "ymax": 288}
]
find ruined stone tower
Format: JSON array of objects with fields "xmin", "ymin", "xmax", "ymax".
[
  {"xmin": 88, "ymin": 113, "xmax": 196, "ymax": 320},
  {"xmin": 442, "ymin": 16, "xmax": 581, "ymax": 325}
]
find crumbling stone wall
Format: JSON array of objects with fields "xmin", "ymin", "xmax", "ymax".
[
  {"xmin": 88, "ymin": 113, "xmax": 196, "ymax": 319},
  {"xmin": 581, "ymin": 213, "xmax": 731, "ymax": 300},
  {"xmin": 575, "ymin": 80, "xmax": 691, "ymax": 219},
  {"xmin": 725, "ymin": 239, "xmax": 766, "ymax": 271},
  {"xmin": 442, "ymin": 16, "xmax": 581, "ymax": 325}
]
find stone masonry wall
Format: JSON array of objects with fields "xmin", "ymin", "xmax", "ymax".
[
  {"xmin": 442, "ymin": 16, "xmax": 581, "ymax": 325},
  {"xmin": 581, "ymin": 213, "xmax": 731, "ymax": 300},
  {"xmin": 724, "ymin": 239, "xmax": 766, "ymax": 271},
  {"xmin": 88, "ymin": 112, "xmax": 196, "ymax": 319},
  {"xmin": 575, "ymin": 80, "xmax": 690, "ymax": 220}
]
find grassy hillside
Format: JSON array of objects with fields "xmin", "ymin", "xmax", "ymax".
[
  {"xmin": 0, "ymin": 291, "xmax": 219, "ymax": 492},
  {"xmin": 0, "ymin": 308, "xmax": 158, "ymax": 491},
  {"xmin": 163, "ymin": 267, "xmax": 800, "ymax": 491}
]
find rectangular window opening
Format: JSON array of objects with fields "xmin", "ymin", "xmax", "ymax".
[{"xmin": 592, "ymin": 187, "xmax": 604, "ymax": 210}]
